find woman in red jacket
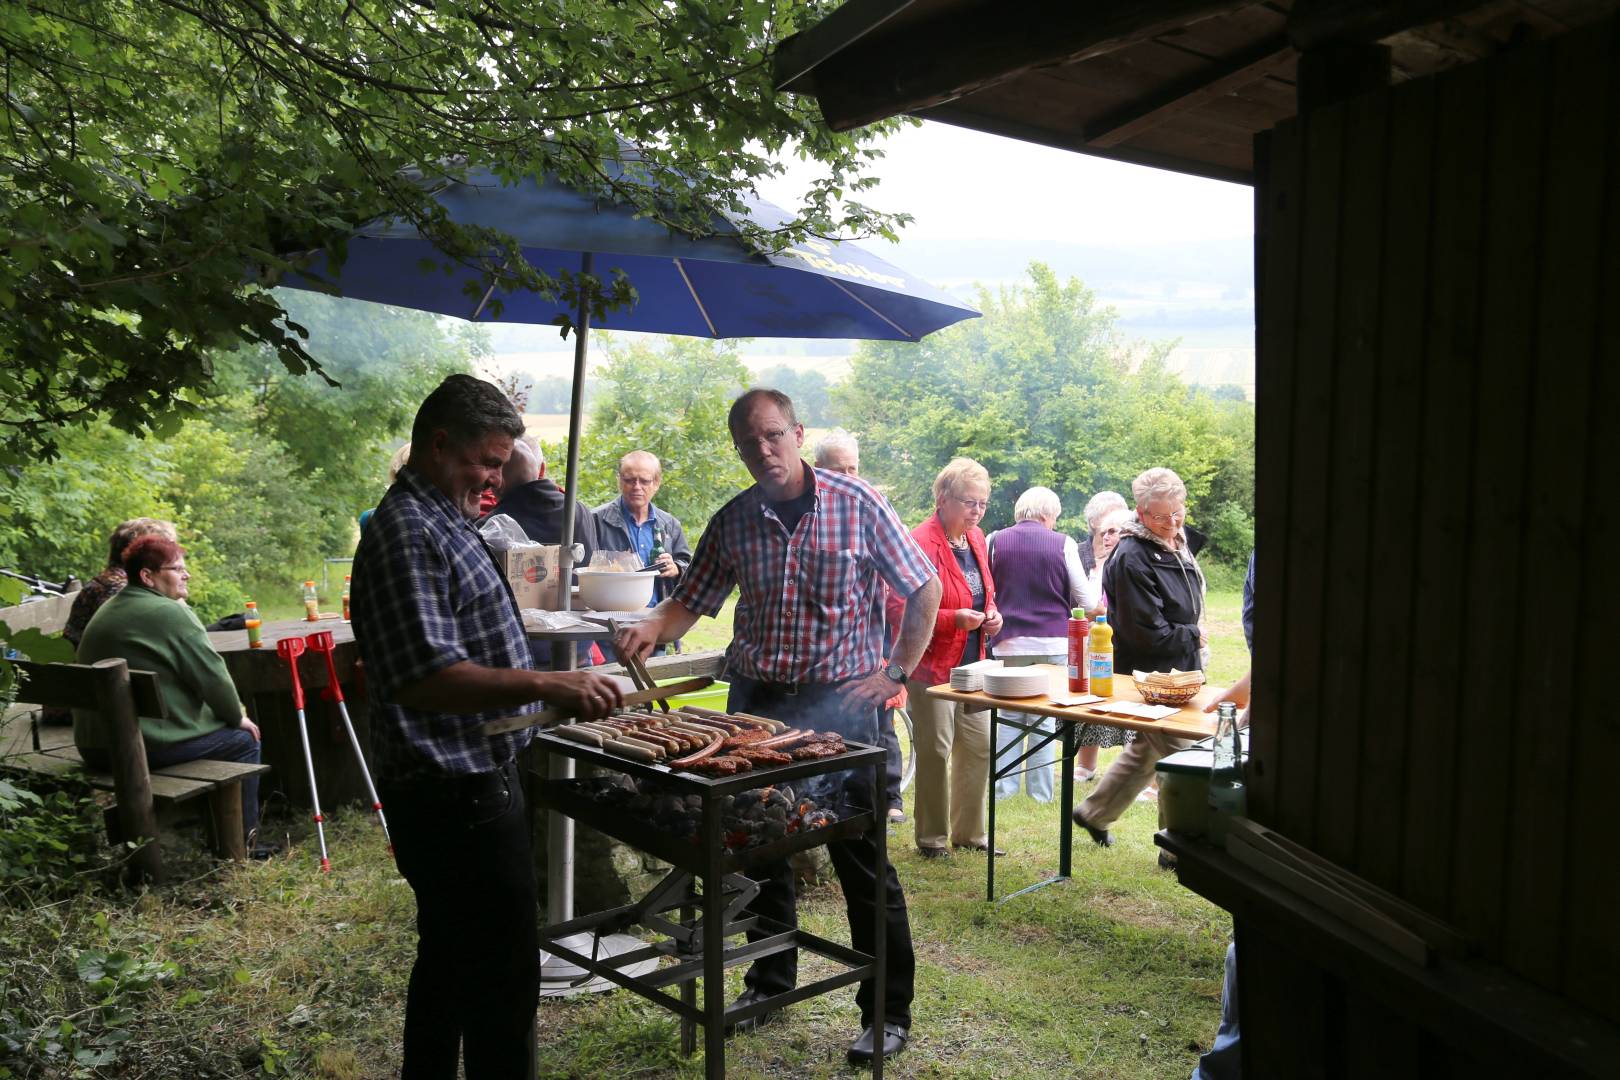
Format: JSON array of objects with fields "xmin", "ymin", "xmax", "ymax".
[{"xmin": 890, "ymin": 458, "xmax": 1001, "ymax": 858}]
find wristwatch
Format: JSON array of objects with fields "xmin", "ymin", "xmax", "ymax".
[{"xmin": 884, "ymin": 662, "xmax": 907, "ymax": 684}]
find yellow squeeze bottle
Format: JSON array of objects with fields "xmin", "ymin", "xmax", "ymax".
[{"xmin": 1089, "ymin": 613, "xmax": 1114, "ymax": 696}]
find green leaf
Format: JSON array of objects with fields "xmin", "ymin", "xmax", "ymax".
[{"xmin": 1, "ymin": 628, "xmax": 76, "ymax": 663}]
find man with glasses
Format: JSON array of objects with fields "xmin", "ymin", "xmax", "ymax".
[
  {"xmin": 614, "ymin": 388, "xmax": 942, "ymax": 1065},
  {"xmin": 594, "ymin": 450, "xmax": 692, "ymax": 606},
  {"xmin": 1072, "ymin": 467, "xmax": 1210, "ymax": 850}
]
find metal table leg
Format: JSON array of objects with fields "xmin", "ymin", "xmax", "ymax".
[
  {"xmin": 986, "ymin": 707, "xmax": 997, "ymax": 902},
  {"xmin": 871, "ymin": 751, "xmax": 887, "ymax": 1080},
  {"xmin": 702, "ymin": 798, "xmax": 725, "ymax": 1080}
]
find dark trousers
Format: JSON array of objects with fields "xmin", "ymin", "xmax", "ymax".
[
  {"xmin": 881, "ymin": 710, "xmax": 904, "ymax": 811},
  {"xmin": 727, "ymin": 676, "xmax": 915, "ymax": 1028},
  {"xmin": 81, "ymin": 726, "xmax": 261, "ymax": 839},
  {"xmin": 378, "ymin": 761, "xmax": 539, "ymax": 1080}
]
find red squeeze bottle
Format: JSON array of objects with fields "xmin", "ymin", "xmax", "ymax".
[{"xmin": 1067, "ymin": 607, "xmax": 1091, "ymax": 693}]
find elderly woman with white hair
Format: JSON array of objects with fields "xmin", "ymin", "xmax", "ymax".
[
  {"xmin": 1072, "ymin": 466, "xmax": 1210, "ymax": 848},
  {"xmin": 888, "ymin": 457, "xmax": 1000, "ymax": 858},
  {"xmin": 1078, "ymin": 490, "xmax": 1128, "ymax": 577},
  {"xmin": 986, "ymin": 486, "xmax": 1100, "ymax": 802}
]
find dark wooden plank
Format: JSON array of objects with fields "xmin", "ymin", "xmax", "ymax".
[
  {"xmin": 1501, "ymin": 24, "xmax": 1608, "ymax": 994},
  {"xmin": 0, "ymin": 752, "xmax": 93, "ymax": 781},
  {"xmin": 1248, "ymin": 116, "xmax": 1305, "ymax": 826},
  {"xmin": 1396, "ymin": 59, "xmax": 1490, "ymax": 916},
  {"xmin": 1312, "ymin": 89, "xmax": 1388, "ymax": 870},
  {"xmin": 1085, "ymin": 36, "xmax": 1295, "ymax": 148},
  {"xmin": 1561, "ymin": 17, "xmax": 1620, "ymax": 1024},
  {"xmin": 1271, "ymin": 100, "xmax": 1346, "ymax": 848},
  {"xmin": 1446, "ymin": 42, "xmax": 1550, "ymax": 963},
  {"xmin": 1352, "ymin": 74, "xmax": 1436, "ymax": 895},
  {"xmin": 8, "ymin": 660, "xmax": 167, "ymax": 717},
  {"xmin": 1234, "ymin": 922, "xmax": 1330, "ymax": 1079}
]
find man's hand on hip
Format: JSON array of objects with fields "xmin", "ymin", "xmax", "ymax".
[{"xmin": 836, "ymin": 671, "xmax": 896, "ymax": 710}]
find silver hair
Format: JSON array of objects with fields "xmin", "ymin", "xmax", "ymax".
[
  {"xmin": 1131, "ymin": 467, "xmax": 1187, "ymax": 507},
  {"xmin": 1013, "ymin": 486, "xmax": 1061, "ymax": 523},
  {"xmin": 1083, "ymin": 490, "xmax": 1128, "ymax": 528},
  {"xmin": 813, "ymin": 429, "xmax": 859, "ymax": 467}
]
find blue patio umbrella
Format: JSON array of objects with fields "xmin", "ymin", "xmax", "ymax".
[
  {"xmin": 279, "ymin": 165, "xmax": 978, "ymax": 341},
  {"xmin": 273, "ymin": 164, "xmax": 976, "ymax": 966}
]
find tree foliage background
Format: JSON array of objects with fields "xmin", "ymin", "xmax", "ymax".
[
  {"xmin": 0, "ymin": 0, "xmax": 905, "ymax": 464},
  {"xmin": 559, "ymin": 337, "xmax": 754, "ymax": 533},
  {"xmin": 0, "ymin": 295, "xmax": 478, "ymax": 620},
  {"xmin": 836, "ymin": 263, "xmax": 1256, "ymax": 563}
]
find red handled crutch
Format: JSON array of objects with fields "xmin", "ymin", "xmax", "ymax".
[
  {"xmin": 306, "ymin": 631, "xmax": 392, "ymax": 854},
  {"xmin": 276, "ymin": 636, "xmax": 331, "ymax": 873}
]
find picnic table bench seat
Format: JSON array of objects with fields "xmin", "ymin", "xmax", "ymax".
[{"xmin": 2, "ymin": 657, "xmax": 270, "ymax": 880}]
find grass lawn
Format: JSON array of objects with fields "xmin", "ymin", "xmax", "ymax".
[{"xmin": 0, "ymin": 595, "xmax": 1242, "ymax": 1077}]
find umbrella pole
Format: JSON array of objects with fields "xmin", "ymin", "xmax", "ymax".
[{"xmin": 548, "ymin": 252, "xmax": 589, "ymax": 925}]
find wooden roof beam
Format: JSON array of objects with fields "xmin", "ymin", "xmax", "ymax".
[
  {"xmin": 1286, "ymin": 0, "xmax": 1493, "ymax": 51},
  {"xmin": 1084, "ymin": 34, "xmax": 1296, "ymax": 149},
  {"xmin": 773, "ymin": 0, "xmax": 1259, "ymax": 132}
]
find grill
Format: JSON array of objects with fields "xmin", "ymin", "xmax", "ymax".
[{"xmin": 530, "ymin": 722, "xmax": 891, "ymax": 1080}]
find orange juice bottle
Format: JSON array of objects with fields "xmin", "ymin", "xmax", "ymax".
[
  {"xmin": 244, "ymin": 600, "xmax": 263, "ymax": 648},
  {"xmin": 341, "ymin": 575, "xmax": 352, "ymax": 622},
  {"xmin": 302, "ymin": 580, "xmax": 319, "ymax": 621},
  {"xmin": 1089, "ymin": 613, "xmax": 1114, "ymax": 696}
]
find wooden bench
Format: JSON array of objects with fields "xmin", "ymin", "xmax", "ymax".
[{"xmin": 2, "ymin": 658, "xmax": 270, "ymax": 881}]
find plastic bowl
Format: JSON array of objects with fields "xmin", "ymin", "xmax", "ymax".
[{"xmin": 575, "ymin": 569, "xmax": 656, "ymax": 611}]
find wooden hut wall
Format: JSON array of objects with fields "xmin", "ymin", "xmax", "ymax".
[{"xmin": 1250, "ymin": 15, "xmax": 1618, "ymax": 1022}]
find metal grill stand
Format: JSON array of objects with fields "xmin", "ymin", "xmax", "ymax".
[{"xmin": 532, "ymin": 732, "xmax": 889, "ymax": 1080}]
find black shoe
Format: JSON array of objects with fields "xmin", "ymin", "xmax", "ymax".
[
  {"xmin": 1158, "ymin": 851, "xmax": 1178, "ymax": 871},
  {"xmin": 724, "ymin": 988, "xmax": 781, "ymax": 1036},
  {"xmin": 954, "ymin": 843, "xmax": 1007, "ymax": 857},
  {"xmin": 1072, "ymin": 809, "xmax": 1114, "ymax": 848},
  {"xmin": 917, "ymin": 846, "xmax": 950, "ymax": 860},
  {"xmin": 887, "ymin": 808, "xmax": 907, "ymax": 824},
  {"xmin": 847, "ymin": 1021, "xmax": 909, "ymax": 1065},
  {"xmin": 248, "ymin": 840, "xmax": 282, "ymax": 860}
]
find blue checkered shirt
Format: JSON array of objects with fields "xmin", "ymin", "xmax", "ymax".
[{"xmin": 351, "ymin": 466, "xmax": 539, "ymax": 780}]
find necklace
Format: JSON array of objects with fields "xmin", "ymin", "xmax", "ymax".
[{"xmin": 946, "ymin": 533, "xmax": 969, "ymax": 550}]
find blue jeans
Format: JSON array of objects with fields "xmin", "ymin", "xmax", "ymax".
[
  {"xmin": 992, "ymin": 654, "xmax": 1060, "ymax": 803},
  {"xmin": 1192, "ymin": 942, "xmax": 1241, "ymax": 1079},
  {"xmin": 84, "ymin": 725, "xmax": 262, "ymax": 839}
]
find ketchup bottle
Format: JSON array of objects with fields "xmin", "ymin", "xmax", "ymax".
[{"xmin": 1067, "ymin": 607, "xmax": 1090, "ymax": 693}]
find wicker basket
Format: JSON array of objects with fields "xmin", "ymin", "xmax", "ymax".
[{"xmin": 1133, "ymin": 677, "xmax": 1205, "ymax": 707}]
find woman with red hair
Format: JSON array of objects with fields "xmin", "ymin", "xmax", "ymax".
[{"xmin": 73, "ymin": 536, "xmax": 268, "ymax": 852}]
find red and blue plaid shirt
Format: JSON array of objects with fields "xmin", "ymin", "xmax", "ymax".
[{"xmin": 673, "ymin": 464, "xmax": 935, "ymax": 685}]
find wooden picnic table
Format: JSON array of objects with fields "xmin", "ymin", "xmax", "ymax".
[
  {"xmin": 208, "ymin": 616, "xmax": 367, "ymax": 809},
  {"xmin": 926, "ymin": 665, "xmax": 1224, "ymax": 903}
]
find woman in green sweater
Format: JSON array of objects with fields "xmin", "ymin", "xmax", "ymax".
[{"xmin": 74, "ymin": 536, "xmax": 265, "ymax": 844}]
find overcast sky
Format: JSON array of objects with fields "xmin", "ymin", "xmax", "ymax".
[{"xmin": 756, "ymin": 119, "xmax": 1254, "ymax": 249}]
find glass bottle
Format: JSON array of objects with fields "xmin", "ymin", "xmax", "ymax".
[
  {"xmin": 1207, "ymin": 700, "xmax": 1246, "ymax": 843},
  {"xmin": 302, "ymin": 580, "xmax": 319, "ymax": 621},
  {"xmin": 341, "ymin": 575, "xmax": 352, "ymax": 622}
]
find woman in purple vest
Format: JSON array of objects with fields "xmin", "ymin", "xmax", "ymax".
[{"xmin": 987, "ymin": 487, "xmax": 1103, "ymax": 802}]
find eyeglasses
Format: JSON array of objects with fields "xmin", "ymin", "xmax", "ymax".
[
  {"xmin": 159, "ymin": 564, "xmax": 187, "ymax": 574},
  {"xmin": 734, "ymin": 428, "xmax": 794, "ymax": 455},
  {"xmin": 953, "ymin": 497, "xmax": 989, "ymax": 512},
  {"xmin": 1143, "ymin": 507, "xmax": 1187, "ymax": 527},
  {"xmin": 619, "ymin": 476, "xmax": 658, "ymax": 487}
]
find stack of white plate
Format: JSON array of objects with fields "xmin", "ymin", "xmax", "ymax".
[
  {"xmin": 981, "ymin": 667, "xmax": 1050, "ymax": 698},
  {"xmin": 950, "ymin": 658, "xmax": 1002, "ymax": 691}
]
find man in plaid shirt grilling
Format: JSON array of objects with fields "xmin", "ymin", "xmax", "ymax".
[
  {"xmin": 616, "ymin": 388, "xmax": 942, "ymax": 1065},
  {"xmin": 352, "ymin": 374, "xmax": 625, "ymax": 1080}
]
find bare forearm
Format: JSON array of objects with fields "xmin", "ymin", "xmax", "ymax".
[
  {"xmin": 648, "ymin": 598, "xmax": 701, "ymax": 644},
  {"xmin": 890, "ymin": 576, "xmax": 941, "ymax": 673},
  {"xmin": 394, "ymin": 661, "xmax": 567, "ymax": 713}
]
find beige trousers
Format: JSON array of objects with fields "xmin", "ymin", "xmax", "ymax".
[
  {"xmin": 1075, "ymin": 729, "xmax": 1193, "ymax": 831},
  {"xmin": 908, "ymin": 679, "xmax": 991, "ymax": 849}
]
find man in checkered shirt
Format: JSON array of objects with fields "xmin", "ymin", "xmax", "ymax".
[
  {"xmin": 616, "ymin": 388, "xmax": 942, "ymax": 1065},
  {"xmin": 352, "ymin": 374, "xmax": 624, "ymax": 1079}
]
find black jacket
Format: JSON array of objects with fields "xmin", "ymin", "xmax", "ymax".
[
  {"xmin": 490, "ymin": 479, "xmax": 598, "ymax": 570},
  {"xmin": 1100, "ymin": 520, "xmax": 1206, "ymax": 674}
]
